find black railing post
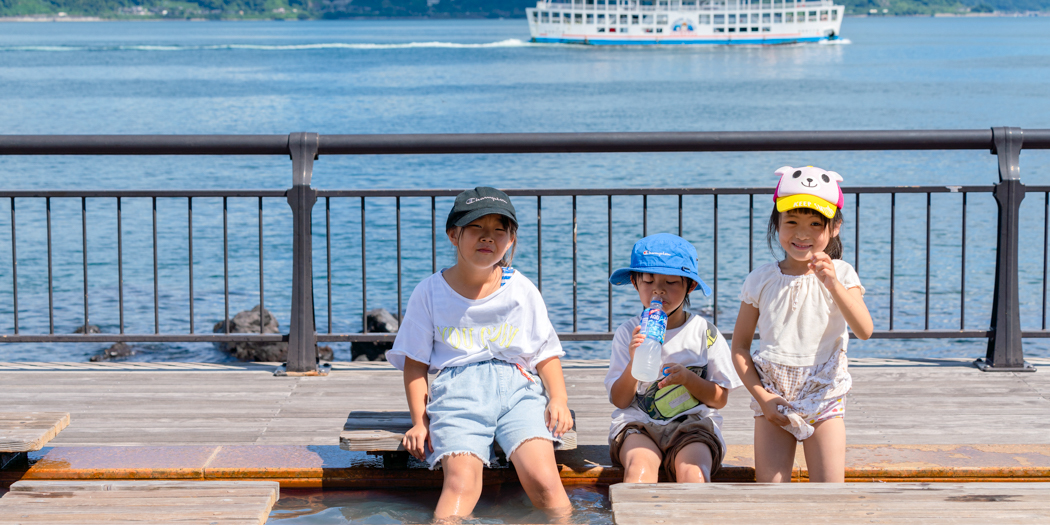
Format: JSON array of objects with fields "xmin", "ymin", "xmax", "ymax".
[
  {"xmin": 285, "ymin": 132, "xmax": 320, "ymax": 374},
  {"xmin": 976, "ymin": 127, "xmax": 1034, "ymax": 372}
]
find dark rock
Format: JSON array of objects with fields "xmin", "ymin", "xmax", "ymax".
[
  {"xmin": 74, "ymin": 324, "xmax": 101, "ymax": 334},
  {"xmin": 351, "ymin": 308, "xmax": 399, "ymax": 361},
  {"xmin": 89, "ymin": 342, "xmax": 135, "ymax": 362},
  {"xmin": 213, "ymin": 305, "xmax": 333, "ymax": 362}
]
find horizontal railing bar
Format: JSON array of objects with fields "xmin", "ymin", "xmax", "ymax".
[
  {"xmin": 0, "ymin": 334, "xmax": 285, "ymax": 343},
  {"xmin": 0, "ymin": 135, "xmax": 290, "ymax": 155},
  {"xmin": 0, "ymin": 190, "xmax": 287, "ymax": 198},
  {"xmin": 2, "ymin": 130, "xmax": 1049, "ymax": 156},
  {"xmin": 318, "ymin": 130, "xmax": 1050, "ymax": 154},
  {"xmin": 319, "ymin": 329, "xmax": 997, "ymax": 344},
  {"xmin": 317, "ymin": 186, "xmax": 994, "ymax": 199}
]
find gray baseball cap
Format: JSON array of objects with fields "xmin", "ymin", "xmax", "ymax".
[{"xmin": 446, "ymin": 187, "xmax": 517, "ymax": 231}]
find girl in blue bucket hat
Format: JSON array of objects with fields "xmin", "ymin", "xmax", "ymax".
[{"xmin": 605, "ymin": 233, "xmax": 742, "ymax": 484}]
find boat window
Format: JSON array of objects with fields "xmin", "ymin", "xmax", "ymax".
[
  {"xmin": 587, "ymin": 13, "xmax": 594, "ymax": 22},
  {"xmin": 784, "ymin": 11, "xmax": 792, "ymax": 21},
  {"xmin": 773, "ymin": 12, "xmax": 781, "ymax": 22},
  {"xmin": 586, "ymin": 0, "xmax": 595, "ymax": 6},
  {"xmin": 609, "ymin": 27, "xmax": 616, "ymax": 31},
  {"xmin": 642, "ymin": 14, "xmax": 653, "ymax": 23},
  {"xmin": 808, "ymin": 10, "xmax": 816, "ymax": 20},
  {"xmin": 820, "ymin": 10, "xmax": 828, "ymax": 20},
  {"xmin": 620, "ymin": 14, "xmax": 628, "ymax": 23},
  {"xmin": 739, "ymin": 27, "xmax": 748, "ymax": 32},
  {"xmin": 597, "ymin": 13, "xmax": 606, "ymax": 22},
  {"xmin": 543, "ymin": 11, "xmax": 551, "ymax": 21},
  {"xmin": 575, "ymin": 13, "xmax": 583, "ymax": 22},
  {"xmin": 714, "ymin": 14, "xmax": 725, "ymax": 23},
  {"xmin": 631, "ymin": 14, "xmax": 639, "ymax": 23},
  {"xmin": 831, "ymin": 9, "xmax": 837, "ymax": 20},
  {"xmin": 700, "ymin": 14, "xmax": 711, "ymax": 23},
  {"xmin": 645, "ymin": 27, "xmax": 653, "ymax": 32},
  {"xmin": 656, "ymin": 27, "xmax": 663, "ymax": 32},
  {"xmin": 657, "ymin": 14, "xmax": 668, "ymax": 23},
  {"xmin": 728, "ymin": 14, "xmax": 736, "ymax": 23},
  {"xmin": 598, "ymin": 27, "xmax": 606, "ymax": 32},
  {"xmin": 714, "ymin": 27, "xmax": 725, "ymax": 32},
  {"xmin": 752, "ymin": 26, "xmax": 759, "ymax": 31},
  {"xmin": 762, "ymin": 26, "xmax": 770, "ymax": 31},
  {"xmin": 797, "ymin": 11, "xmax": 804, "ymax": 20},
  {"xmin": 728, "ymin": 27, "xmax": 736, "ymax": 32}
]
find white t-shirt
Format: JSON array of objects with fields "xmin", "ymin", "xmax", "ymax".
[
  {"xmin": 739, "ymin": 259, "xmax": 865, "ymax": 367},
  {"xmin": 604, "ymin": 313, "xmax": 743, "ymax": 449},
  {"xmin": 386, "ymin": 269, "xmax": 565, "ymax": 374}
]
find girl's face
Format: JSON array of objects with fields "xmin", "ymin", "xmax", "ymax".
[
  {"xmin": 448, "ymin": 214, "xmax": 514, "ymax": 271},
  {"xmin": 778, "ymin": 209, "xmax": 841, "ymax": 262},
  {"xmin": 633, "ymin": 273, "xmax": 695, "ymax": 315}
]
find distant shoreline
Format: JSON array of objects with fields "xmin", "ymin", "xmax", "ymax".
[{"xmin": 0, "ymin": 12, "xmax": 1045, "ymax": 22}]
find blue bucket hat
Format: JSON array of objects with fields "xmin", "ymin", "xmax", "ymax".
[{"xmin": 609, "ymin": 233, "xmax": 711, "ymax": 296}]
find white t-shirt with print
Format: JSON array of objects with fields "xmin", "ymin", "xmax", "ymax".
[
  {"xmin": 739, "ymin": 259, "xmax": 865, "ymax": 367},
  {"xmin": 386, "ymin": 269, "xmax": 565, "ymax": 374},
  {"xmin": 604, "ymin": 313, "xmax": 743, "ymax": 449}
]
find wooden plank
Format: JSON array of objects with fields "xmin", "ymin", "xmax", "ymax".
[
  {"xmin": 0, "ymin": 412, "xmax": 70, "ymax": 452},
  {"xmin": 340, "ymin": 410, "xmax": 578, "ymax": 452},
  {"xmin": 0, "ymin": 480, "xmax": 279, "ymax": 525},
  {"xmin": 610, "ymin": 483, "xmax": 1050, "ymax": 524}
]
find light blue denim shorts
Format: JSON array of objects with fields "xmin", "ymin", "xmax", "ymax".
[{"xmin": 426, "ymin": 358, "xmax": 560, "ymax": 469}]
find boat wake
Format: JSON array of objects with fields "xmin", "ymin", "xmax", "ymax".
[
  {"xmin": 819, "ymin": 38, "xmax": 852, "ymax": 45},
  {"xmin": 0, "ymin": 39, "xmax": 537, "ymax": 52}
]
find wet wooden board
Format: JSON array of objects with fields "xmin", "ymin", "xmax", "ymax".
[
  {"xmin": 0, "ymin": 480, "xmax": 279, "ymax": 525},
  {"xmin": 341, "ymin": 410, "xmax": 578, "ymax": 452},
  {"xmin": 0, "ymin": 412, "xmax": 70, "ymax": 453},
  {"xmin": 610, "ymin": 482, "xmax": 1050, "ymax": 524}
]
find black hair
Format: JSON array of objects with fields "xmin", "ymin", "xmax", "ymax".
[
  {"xmin": 766, "ymin": 206, "xmax": 843, "ymax": 260},
  {"xmin": 629, "ymin": 272, "xmax": 697, "ymax": 308},
  {"xmin": 447, "ymin": 215, "xmax": 519, "ymax": 268}
]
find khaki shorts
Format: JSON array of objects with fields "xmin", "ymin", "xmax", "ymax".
[{"xmin": 609, "ymin": 413, "xmax": 724, "ymax": 481}]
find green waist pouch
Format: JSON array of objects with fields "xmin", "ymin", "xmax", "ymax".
[{"xmin": 637, "ymin": 365, "xmax": 708, "ymax": 420}]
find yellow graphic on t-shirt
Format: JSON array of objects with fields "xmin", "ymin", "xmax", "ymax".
[{"xmin": 439, "ymin": 323, "xmax": 520, "ymax": 351}]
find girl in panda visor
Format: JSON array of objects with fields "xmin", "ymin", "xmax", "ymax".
[{"xmin": 731, "ymin": 166, "xmax": 873, "ymax": 483}]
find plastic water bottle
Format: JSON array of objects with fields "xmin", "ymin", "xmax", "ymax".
[{"xmin": 631, "ymin": 295, "xmax": 667, "ymax": 382}]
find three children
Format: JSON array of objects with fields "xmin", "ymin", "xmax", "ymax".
[{"xmin": 390, "ymin": 170, "xmax": 870, "ymax": 519}]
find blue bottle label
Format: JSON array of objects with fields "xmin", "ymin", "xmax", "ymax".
[{"xmin": 642, "ymin": 303, "xmax": 667, "ymax": 344}]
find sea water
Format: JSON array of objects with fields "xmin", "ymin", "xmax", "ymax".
[{"xmin": 1, "ymin": 17, "xmax": 1050, "ymax": 362}]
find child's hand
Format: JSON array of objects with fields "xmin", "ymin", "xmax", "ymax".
[
  {"xmin": 627, "ymin": 326, "xmax": 645, "ymax": 362},
  {"xmin": 657, "ymin": 363, "xmax": 693, "ymax": 389},
  {"xmin": 809, "ymin": 252, "xmax": 840, "ymax": 289},
  {"xmin": 759, "ymin": 393, "xmax": 792, "ymax": 427},
  {"xmin": 402, "ymin": 416, "xmax": 431, "ymax": 461},
  {"xmin": 545, "ymin": 398, "xmax": 573, "ymax": 438}
]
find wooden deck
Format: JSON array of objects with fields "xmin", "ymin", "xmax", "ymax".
[
  {"xmin": 1, "ymin": 358, "xmax": 1047, "ymax": 448},
  {"xmin": 609, "ymin": 482, "xmax": 1050, "ymax": 524},
  {"xmin": 0, "ymin": 480, "xmax": 279, "ymax": 525}
]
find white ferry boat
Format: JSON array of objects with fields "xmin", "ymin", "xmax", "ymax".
[{"xmin": 527, "ymin": 0, "xmax": 843, "ymax": 45}]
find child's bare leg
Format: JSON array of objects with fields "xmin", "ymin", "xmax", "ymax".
[
  {"xmin": 672, "ymin": 442, "xmax": 713, "ymax": 483},
  {"xmin": 753, "ymin": 416, "xmax": 797, "ymax": 482},
  {"xmin": 435, "ymin": 453, "xmax": 485, "ymax": 520},
  {"xmin": 618, "ymin": 433, "xmax": 662, "ymax": 483},
  {"xmin": 802, "ymin": 417, "xmax": 845, "ymax": 482},
  {"xmin": 509, "ymin": 438, "xmax": 571, "ymax": 513}
]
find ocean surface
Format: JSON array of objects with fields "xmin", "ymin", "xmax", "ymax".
[{"xmin": 1, "ymin": 17, "xmax": 1049, "ymax": 362}]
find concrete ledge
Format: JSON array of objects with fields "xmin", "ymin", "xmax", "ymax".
[{"xmin": 4, "ymin": 443, "xmax": 1049, "ymax": 489}]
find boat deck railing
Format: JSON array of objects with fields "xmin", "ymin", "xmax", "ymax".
[{"xmin": 0, "ymin": 128, "xmax": 1048, "ymax": 373}]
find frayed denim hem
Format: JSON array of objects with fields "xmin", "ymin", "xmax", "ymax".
[
  {"xmin": 505, "ymin": 436, "xmax": 561, "ymax": 462},
  {"xmin": 429, "ymin": 450, "xmax": 489, "ymax": 470}
]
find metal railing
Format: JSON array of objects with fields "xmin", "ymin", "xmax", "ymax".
[{"xmin": 1, "ymin": 128, "xmax": 1048, "ymax": 373}]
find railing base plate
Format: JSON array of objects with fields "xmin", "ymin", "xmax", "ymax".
[
  {"xmin": 273, "ymin": 362, "xmax": 331, "ymax": 377},
  {"xmin": 973, "ymin": 358, "xmax": 1036, "ymax": 372}
]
